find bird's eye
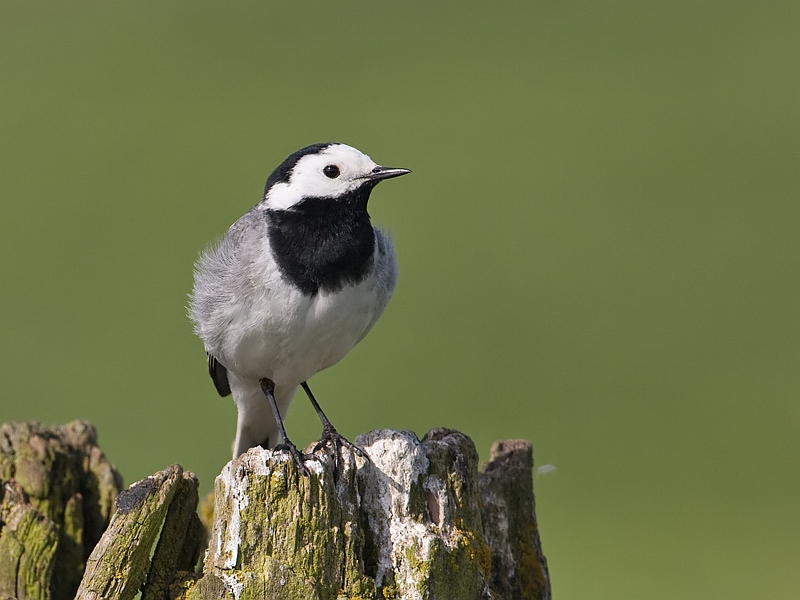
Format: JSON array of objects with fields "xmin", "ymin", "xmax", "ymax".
[{"xmin": 323, "ymin": 165, "xmax": 340, "ymax": 179}]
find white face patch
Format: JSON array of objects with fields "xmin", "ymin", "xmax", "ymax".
[{"xmin": 265, "ymin": 144, "xmax": 379, "ymax": 210}]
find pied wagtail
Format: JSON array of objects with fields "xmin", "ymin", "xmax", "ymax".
[{"xmin": 189, "ymin": 143, "xmax": 410, "ymax": 475}]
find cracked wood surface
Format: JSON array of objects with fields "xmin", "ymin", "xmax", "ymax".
[
  {"xmin": 185, "ymin": 428, "xmax": 550, "ymax": 600},
  {"xmin": 0, "ymin": 420, "xmax": 123, "ymax": 600},
  {"xmin": 1, "ymin": 422, "xmax": 549, "ymax": 600}
]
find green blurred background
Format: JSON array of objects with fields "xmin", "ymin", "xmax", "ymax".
[{"xmin": 1, "ymin": 2, "xmax": 798, "ymax": 597}]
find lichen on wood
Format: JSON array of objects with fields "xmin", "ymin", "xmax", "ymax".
[
  {"xmin": 0, "ymin": 420, "xmax": 123, "ymax": 600},
  {"xmin": 479, "ymin": 440, "xmax": 551, "ymax": 600},
  {"xmin": 75, "ymin": 465, "xmax": 205, "ymax": 600},
  {"xmin": 1, "ymin": 422, "xmax": 550, "ymax": 600},
  {"xmin": 180, "ymin": 428, "xmax": 550, "ymax": 600}
]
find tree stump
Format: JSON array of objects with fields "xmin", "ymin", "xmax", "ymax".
[
  {"xmin": 75, "ymin": 464, "xmax": 205, "ymax": 600},
  {"xmin": 1, "ymin": 422, "xmax": 550, "ymax": 599},
  {"xmin": 77, "ymin": 427, "xmax": 550, "ymax": 600},
  {"xmin": 0, "ymin": 420, "xmax": 123, "ymax": 600}
]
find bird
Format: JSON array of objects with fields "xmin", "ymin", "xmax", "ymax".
[{"xmin": 189, "ymin": 142, "xmax": 410, "ymax": 475}]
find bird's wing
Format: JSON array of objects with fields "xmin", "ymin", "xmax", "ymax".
[{"xmin": 207, "ymin": 352, "xmax": 232, "ymax": 397}]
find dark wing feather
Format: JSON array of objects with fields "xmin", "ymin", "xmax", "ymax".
[{"xmin": 207, "ymin": 353, "xmax": 231, "ymax": 397}]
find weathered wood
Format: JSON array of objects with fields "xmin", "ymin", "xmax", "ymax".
[
  {"xmin": 180, "ymin": 428, "xmax": 550, "ymax": 600},
  {"xmin": 1, "ymin": 422, "xmax": 549, "ymax": 599},
  {"xmin": 0, "ymin": 490, "xmax": 59, "ymax": 600},
  {"xmin": 0, "ymin": 420, "xmax": 123, "ymax": 600},
  {"xmin": 75, "ymin": 465, "xmax": 205, "ymax": 600},
  {"xmin": 479, "ymin": 440, "xmax": 551, "ymax": 600},
  {"xmin": 141, "ymin": 469, "xmax": 205, "ymax": 600}
]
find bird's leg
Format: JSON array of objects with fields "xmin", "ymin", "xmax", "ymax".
[
  {"xmin": 259, "ymin": 378, "xmax": 309, "ymax": 477},
  {"xmin": 300, "ymin": 381, "xmax": 370, "ymax": 470}
]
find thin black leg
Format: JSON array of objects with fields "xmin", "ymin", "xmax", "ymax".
[
  {"xmin": 260, "ymin": 378, "xmax": 309, "ymax": 477},
  {"xmin": 300, "ymin": 381, "xmax": 369, "ymax": 468}
]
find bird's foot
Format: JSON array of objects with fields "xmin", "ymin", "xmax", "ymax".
[
  {"xmin": 273, "ymin": 438, "xmax": 311, "ymax": 477},
  {"xmin": 312, "ymin": 423, "xmax": 370, "ymax": 471}
]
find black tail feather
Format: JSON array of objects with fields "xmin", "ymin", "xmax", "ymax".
[{"xmin": 207, "ymin": 353, "xmax": 232, "ymax": 397}]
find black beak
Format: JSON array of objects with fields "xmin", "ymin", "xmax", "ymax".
[{"xmin": 365, "ymin": 166, "xmax": 412, "ymax": 182}]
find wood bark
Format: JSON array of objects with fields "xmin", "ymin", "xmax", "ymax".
[
  {"xmin": 1, "ymin": 422, "xmax": 550, "ymax": 600},
  {"xmin": 0, "ymin": 421, "xmax": 123, "ymax": 600}
]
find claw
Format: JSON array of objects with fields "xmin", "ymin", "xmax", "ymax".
[
  {"xmin": 298, "ymin": 380, "xmax": 371, "ymax": 472},
  {"xmin": 274, "ymin": 439, "xmax": 311, "ymax": 477},
  {"xmin": 312, "ymin": 423, "xmax": 370, "ymax": 472}
]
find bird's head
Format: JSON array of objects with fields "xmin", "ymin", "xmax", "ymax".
[{"xmin": 261, "ymin": 143, "xmax": 410, "ymax": 210}]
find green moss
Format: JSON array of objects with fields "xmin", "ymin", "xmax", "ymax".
[
  {"xmin": 0, "ymin": 505, "xmax": 59, "ymax": 600},
  {"xmin": 0, "ymin": 455, "xmax": 13, "ymax": 482},
  {"xmin": 180, "ymin": 572, "xmax": 235, "ymax": 600},
  {"xmin": 51, "ymin": 493, "xmax": 85, "ymax": 595},
  {"xmin": 1, "ymin": 421, "xmax": 123, "ymax": 599},
  {"xmin": 378, "ymin": 582, "xmax": 397, "ymax": 599},
  {"xmin": 395, "ymin": 525, "xmax": 490, "ymax": 600},
  {"xmin": 185, "ymin": 431, "xmax": 544, "ymax": 600},
  {"xmin": 515, "ymin": 520, "xmax": 547, "ymax": 599}
]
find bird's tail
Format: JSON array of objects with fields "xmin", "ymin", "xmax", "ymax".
[{"xmin": 229, "ymin": 376, "xmax": 297, "ymax": 459}]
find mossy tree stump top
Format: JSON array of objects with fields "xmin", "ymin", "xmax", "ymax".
[
  {"xmin": 187, "ymin": 428, "xmax": 550, "ymax": 599},
  {"xmin": 2, "ymin": 423, "xmax": 550, "ymax": 600},
  {"xmin": 0, "ymin": 420, "xmax": 123, "ymax": 600}
]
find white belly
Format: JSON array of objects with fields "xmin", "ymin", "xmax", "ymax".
[{"xmin": 220, "ymin": 276, "xmax": 383, "ymax": 387}]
